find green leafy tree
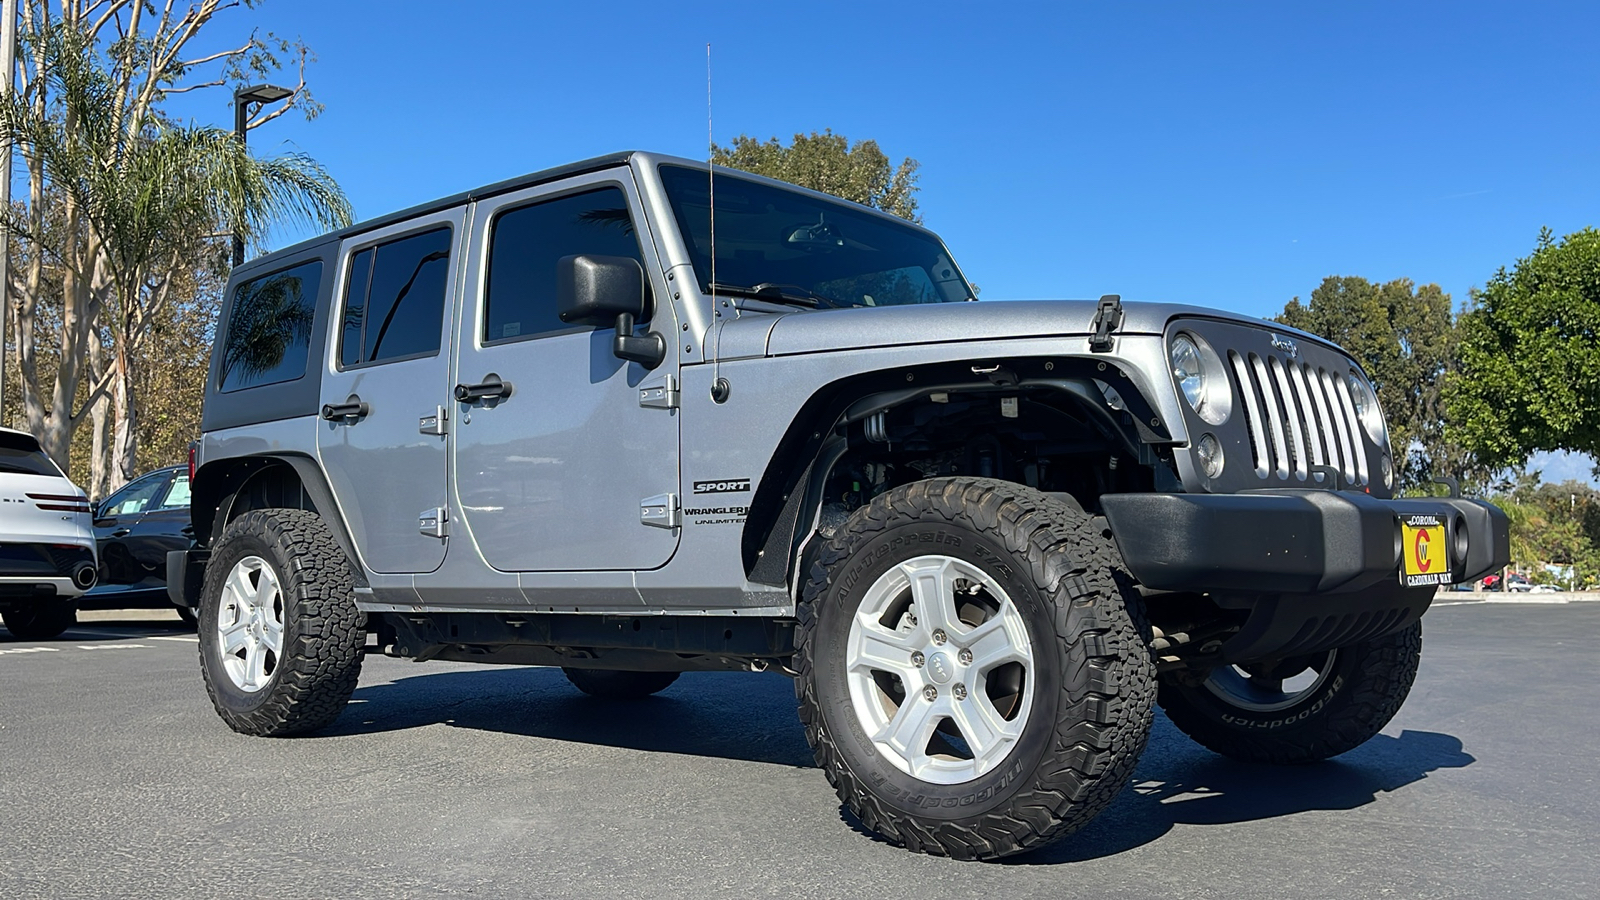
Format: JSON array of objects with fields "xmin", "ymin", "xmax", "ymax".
[
  {"xmin": 0, "ymin": 23, "xmax": 350, "ymax": 486},
  {"xmin": 1488, "ymin": 474, "xmax": 1600, "ymax": 586},
  {"xmin": 1449, "ymin": 228, "xmax": 1600, "ymax": 472},
  {"xmin": 1276, "ymin": 276, "xmax": 1471, "ymax": 491},
  {"xmin": 712, "ymin": 130, "xmax": 922, "ymax": 223}
]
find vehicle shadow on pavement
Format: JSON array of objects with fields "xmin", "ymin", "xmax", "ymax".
[
  {"xmin": 999, "ymin": 718, "xmax": 1475, "ymax": 864},
  {"xmin": 325, "ymin": 666, "xmax": 817, "ymax": 767}
]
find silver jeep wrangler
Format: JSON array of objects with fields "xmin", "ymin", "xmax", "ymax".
[{"xmin": 172, "ymin": 151, "xmax": 1509, "ymax": 859}]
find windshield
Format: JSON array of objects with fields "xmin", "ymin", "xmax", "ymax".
[{"xmin": 658, "ymin": 164, "xmax": 974, "ymax": 308}]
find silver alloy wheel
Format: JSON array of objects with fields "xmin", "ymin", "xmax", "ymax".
[
  {"xmin": 216, "ymin": 555, "xmax": 286, "ymax": 693},
  {"xmin": 846, "ymin": 555, "xmax": 1035, "ymax": 784},
  {"xmin": 1202, "ymin": 650, "xmax": 1339, "ymax": 713}
]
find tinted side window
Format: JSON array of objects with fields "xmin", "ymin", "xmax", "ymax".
[
  {"xmin": 219, "ymin": 260, "xmax": 322, "ymax": 392},
  {"xmin": 101, "ymin": 473, "xmax": 168, "ymax": 517},
  {"xmin": 0, "ymin": 431, "xmax": 61, "ymax": 477},
  {"xmin": 340, "ymin": 227, "xmax": 452, "ymax": 367},
  {"xmin": 485, "ymin": 187, "xmax": 649, "ymax": 342}
]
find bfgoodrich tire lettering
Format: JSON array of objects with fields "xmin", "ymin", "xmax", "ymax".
[
  {"xmin": 1158, "ymin": 620, "xmax": 1422, "ymax": 764},
  {"xmin": 795, "ymin": 477, "xmax": 1156, "ymax": 860},
  {"xmin": 198, "ymin": 508, "xmax": 365, "ymax": 737}
]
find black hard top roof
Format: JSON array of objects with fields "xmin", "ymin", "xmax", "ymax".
[{"xmin": 236, "ymin": 151, "xmax": 637, "ymax": 274}]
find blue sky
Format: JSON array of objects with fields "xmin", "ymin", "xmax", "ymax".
[{"xmin": 167, "ymin": 0, "xmax": 1598, "ymax": 480}]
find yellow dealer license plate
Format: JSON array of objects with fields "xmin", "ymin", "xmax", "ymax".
[{"xmin": 1401, "ymin": 514, "xmax": 1450, "ymax": 587}]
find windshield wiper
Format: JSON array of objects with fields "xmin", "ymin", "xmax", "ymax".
[{"xmin": 706, "ymin": 282, "xmax": 849, "ymax": 310}]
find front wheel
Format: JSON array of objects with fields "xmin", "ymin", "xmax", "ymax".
[
  {"xmin": 796, "ymin": 477, "xmax": 1156, "ymax": 860},
  {"xmin": 1158, "ymin": 620, "xmax": 1422, "ymax": 764}
]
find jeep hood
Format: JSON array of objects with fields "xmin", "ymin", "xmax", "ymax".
[{"xmin": 713, "ymin": 299, "xmax": 1302, "ymax": 360}]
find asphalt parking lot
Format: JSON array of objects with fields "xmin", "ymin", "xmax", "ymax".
[{"xmin": 2, "ymin": 597, "xmax": 1596, "ymax": 900}]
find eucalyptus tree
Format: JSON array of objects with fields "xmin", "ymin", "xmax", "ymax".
[
  {"xmin": 1, "ymin": 1, "xmax": 340, "ymax": 491},
  {"xmin": 713, "ymin": 130, "xmax": 923, "ymax": 223}
]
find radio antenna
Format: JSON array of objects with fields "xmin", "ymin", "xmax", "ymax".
[{"xmin": 707, "ymin": 42, "xmax": 716, "ymax": 303}]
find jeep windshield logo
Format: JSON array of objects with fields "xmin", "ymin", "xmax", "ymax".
[
  {"xmin": 1270, "ymin": 333, "xmax": 1299, "ymax": 359},
  {"xmin": 693, "ymin": 478, "xmax": 750, "ymax": 494}
]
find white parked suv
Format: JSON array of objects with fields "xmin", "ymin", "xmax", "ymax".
[{"xmin": 0, "ymin": 427, "xmax": 97, "ymax": 639}]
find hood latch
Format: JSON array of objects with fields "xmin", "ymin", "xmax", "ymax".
[{"xmin": 1089, "ymin": 294, "xmax": 1123, "ymax": 353}]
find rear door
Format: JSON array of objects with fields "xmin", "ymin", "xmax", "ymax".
[
  {"xmin": 317, "ymin": 209, "xmax": 463, "ymax": 575},
  {"xmin": 93, "ymin": 470, "xmax": 171, "ymax": 586},
  {"xmin": 126, "ymin": 471, "xmax": 194, "ymax": 589},
  {"xmin": 451, "ymin": 172, "xmax": 681, "ymax": 573}
]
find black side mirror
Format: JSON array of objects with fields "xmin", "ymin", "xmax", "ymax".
[
  {"xmin": 89, "ymin": 500, "xmax": 101, "ymax": 518},
  {"xmin": 557, "ymin": 254, "xmax": 666, "ymax": 370}
]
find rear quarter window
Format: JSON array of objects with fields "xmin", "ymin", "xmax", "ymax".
[
  {"xmin": 218, "ymin": 260, "xmax": 324, "ymax": 392},
  {"xmin": 0, "ymin": 432, "xmax": 63, "ymax": 477}
]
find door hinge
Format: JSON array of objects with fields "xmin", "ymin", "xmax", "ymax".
[
  {"xmin": 418, "ymin": 405, "xmax": 448, "ymax": 435},
  {"xmin": 419, "ymin": 507, "xmax": 449, "ymax": 538},
  {"xmin": 1089, "ymin": 294, "xmax": 1123, "ymax": 353},
  {"xmin": 638, "ymin": 375, "xmax": 680, "ymax": 410},
  {"xmin": 640, "ymin": 493, "xmax": 680, "ymax": 529}
]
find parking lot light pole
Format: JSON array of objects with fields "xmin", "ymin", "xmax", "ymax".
[{"xmin": 231, "ymin": 83, "xmax": 294, "ymax": 268}]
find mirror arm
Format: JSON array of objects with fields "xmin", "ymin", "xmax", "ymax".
[{"xmin": 613, "ymin": 312, "xmax": 666, "ymax": 370}]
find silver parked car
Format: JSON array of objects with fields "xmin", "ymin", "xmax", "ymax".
[{"xmin": 171, "ymin": 151, "xmax": 1509, "ymax": 859}]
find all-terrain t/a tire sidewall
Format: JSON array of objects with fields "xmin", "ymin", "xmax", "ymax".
[
  {"xmin": 1159, "ymin": 620, "xmax": 1423, "ymax": 764},
  {"xmin": 797, "ymin": 477, "xmax": 1157, "ymax": 859},
  {"xmin": 198, "ymin": 509, "xmax": 363, "ymax": 736},
  {"xmin": 811, "ymin": 518, "xmax": 1063, "ymax": 820}
]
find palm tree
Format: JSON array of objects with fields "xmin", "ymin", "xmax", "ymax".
[{"xmin": 0, "ymin": 23, "xmax": 352, "ymax": 485}]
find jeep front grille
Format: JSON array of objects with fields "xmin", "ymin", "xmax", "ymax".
[{"xmin": 1227, "ymin": 350, "xmax": 1368, "ymax": 487}]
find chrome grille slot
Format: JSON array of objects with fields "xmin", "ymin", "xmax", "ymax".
[
  {"xmin": 1228, "ymin": 350, "xmax": 1271, "ymax": 477},
  {"xmin": 1332, "ymin": 373, "xmax": 1370, "ymax": 486},
  {"xmin": 1269, "ymin": 356, "xmax": 1309, "ymax": 481},
  {"xmin": 1249, "ymin": 353, "xmax": 1291, "ymax": 479},
  {"xmin": 1319, "ymin": 369, "xmax": 1359, "ymax": 485}
]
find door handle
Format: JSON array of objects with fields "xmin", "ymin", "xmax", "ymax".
[
  {"xmin": 454, "ymin": 374, "xmax": 514, "ymax": 403},
  {"xmin": 322, "ymin": 395, "xmax": 370, "ymax": 421},
  {"xmin": 111, "ymin": 528, "xmax": 131, "ymax": 538}
]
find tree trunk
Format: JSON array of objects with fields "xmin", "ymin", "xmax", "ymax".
[
  {"xmin": 87, "ymin": 327, "xmax": 110, "ymax": 500},
  {"xmin": 109, "ymin": 318, "xmax": 137, "ymax": 491}
]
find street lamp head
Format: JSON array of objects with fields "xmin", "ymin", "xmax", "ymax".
[{"xmin": 234, "ymin": 83, "xmax": 294, "ymax": 105}]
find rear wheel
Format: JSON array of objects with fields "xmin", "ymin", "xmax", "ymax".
[
  {"xmin": 796, "ymin": 477, "xmax": 1156, "ymax": 860},
  {"xmin": 1, "ymin": 603, "xmax": 75, "ymax": 640},
  {"xmin": 562, "ymin": 668, "xmax": 680, "ymax": 698},
  {"xmin": 198, "ymin": 509, "xmax": 365, "ymax": 736},
  {"xmin": 1158, "ymin": 620, "xmax": 1422, "ymax": 763}
]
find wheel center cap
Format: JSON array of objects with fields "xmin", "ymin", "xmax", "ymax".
[{"xmin": 925, "ymin": 651, "xmax": 954, "ymax": 684}]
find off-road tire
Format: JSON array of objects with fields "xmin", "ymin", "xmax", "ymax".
[
  {"xmin": 2, "ymin": 603, "xmax": 75, "ymax": 640},
  {"xmin": 795, "ymin": 477, "xmax": 1156, "ymax": 860},
  {"xmin": 1158, "ymin": 620, "xmax": 1422, "ymax": 764},
  {"xmin": 198, "ymin": 509, "xmax": 364, "ymax": 736},
  {"xmin": 562, "ymin": 668, "xmax": 680, "ymax": 698}
]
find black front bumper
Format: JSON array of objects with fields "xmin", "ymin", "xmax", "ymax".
[{"xmin": 1101, "ymin": 490, "xmax": 1510, "ymax": 660}]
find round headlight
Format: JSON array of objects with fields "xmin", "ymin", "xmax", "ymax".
[
  {"xmin": 1346, "ymin": 371, "xmax": 1387, "ymax": 446},
  {"xmin": 1380, "ymin": 452, "xmax": 1394, "ymax": 490},
  {"xmin": 1170, "ymin": 333, "xmax": 1230, "ymax": 425},
  {"xmin": 1196, "ymin": 433, "xmax": 1224, "ymax": 479},
  {"xmin": 1171, "ymin": 335, "xmax": 1206, "ymax": 409}
]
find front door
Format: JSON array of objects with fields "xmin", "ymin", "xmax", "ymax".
[
  {"xmin": 317, "ymin": 208, "xmax": 463, "ymax": 575},
  {"xmin": 452, "ymin": 172, "xmax": 680, "ymax": 572}
]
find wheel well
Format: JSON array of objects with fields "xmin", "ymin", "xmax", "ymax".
[
  {"xmin": 191, "ymin": 454, "xmax": 364, "ymax": 583},
  {"xmin": 741, "ymin": 357, "xmax": 1180, "ymax": 588}
]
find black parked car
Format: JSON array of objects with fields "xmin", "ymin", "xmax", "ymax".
[{"xmin": 80, "ymin": 465, "xmax": 195, "ymax": 623}]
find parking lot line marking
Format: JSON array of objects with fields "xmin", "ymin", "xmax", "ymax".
[
  {"xmin": 151, "ymin": 635, "xmax": 200, "ymax": 643},
  {"xmin": 0, "ymin": 646, "xmax": 60, "ymax": 655},
  {"xmin": 76, "ymin": 643, "xmax": 149, "ymax": 650}
]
